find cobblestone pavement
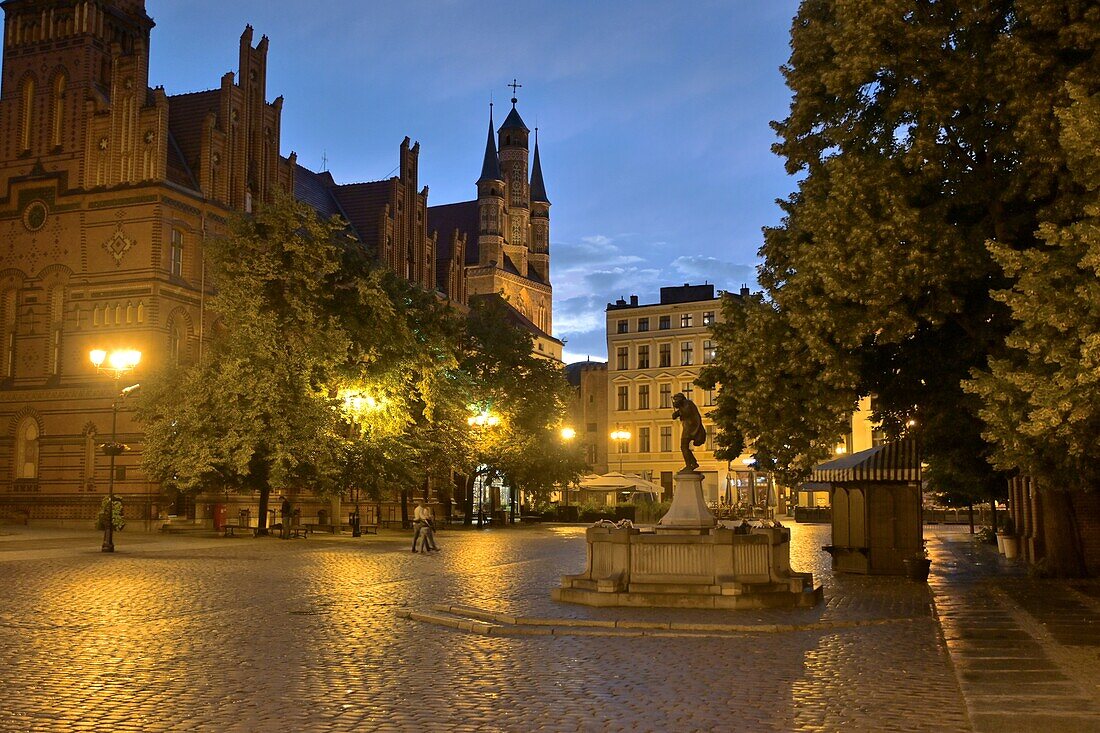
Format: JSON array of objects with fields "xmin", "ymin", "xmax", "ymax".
[{"xmin": 0, "ymin": 522, "xmax": 1094, "ymax": 732}]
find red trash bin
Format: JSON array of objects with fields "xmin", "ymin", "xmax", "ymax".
[{"xmin": 212, "ymin": 503, "xmax": 227, "ymax": 530}]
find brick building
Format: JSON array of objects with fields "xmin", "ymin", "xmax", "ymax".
[{"xmin": 0, "ymin": 0, "xmax": 551, "ymax": 524}]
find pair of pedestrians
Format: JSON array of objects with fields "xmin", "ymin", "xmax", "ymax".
[{"xmin": 412, "ymin": 500, "xmax": 439, "ymax": 553}]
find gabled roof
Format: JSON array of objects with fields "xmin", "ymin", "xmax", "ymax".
[
  {"xmin": 292, "ymin": 163, "xmax": 346, "ymax": 222},
  {"xmin": 428, "ymin": 200, "xmax": 479, "ymax": 266},
  {"xmin": 167, "ymin": 90, "xmax": 219, "ymax": 184},
  {"xmin": 330, "ymin": 180, "xmax": 392, "ymax": 239},
  {"xmin": 471, "ymin": 292, "xmax": 561, "ymax": 345}
]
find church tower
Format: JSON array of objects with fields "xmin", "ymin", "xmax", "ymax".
[
  {"xmin": 528, "ymin": 130, "xmax": 550, "ymax": 284},
  {"xmin": 476, "ymin": 105, "xmax": 505, "ymax": 269}
]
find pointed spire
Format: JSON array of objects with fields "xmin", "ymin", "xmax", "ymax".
[
  {"xmin": 531, "ymin": 128, "xmax": 549, "ymax": 204},
  {"xmin": 478, "ymin": 103, "xmax": 502, "ymax": 183}
]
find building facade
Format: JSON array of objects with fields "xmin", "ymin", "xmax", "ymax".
[
  {"xmin": 564, "ymin": 360, "xmax": 608, "ymax": 475},
  {"xmin": 605, "ymin": 283, "xmax": 757, "ymax": 502},
  {"xmin": 0, "ymin": 1, "xmax": 552, "ymax": 524}
]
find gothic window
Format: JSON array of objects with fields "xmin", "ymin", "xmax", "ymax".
[
  {"xmin": 170, "ymin": 229, "xmax": 184, "ymax": 277},
  {"xmin": 169, "ymin": 325, "xmax": 181, "ymax": 366},
  {"xmin": 49, "ymin": 286, "xmax": 64, "ymax": 376},
  {"xmin": 510, "ymin": 170, "xmax": 523, "ymax": 206},
  {"xmin": 511, "ymin": 218, "xmax": 523, "ymax": 245},
  {"xmin": 2, "ymin": 288, "xmax": 16, "ymax": 378},
  {"xmin": 20, "ymin": 77, "xmax": 35, "ymax": 151},
  {"xmin": 14, "ymin": 418, "xmax": 39, "ymax": 479},
  {"xmin": 51, "ymin": 73, "xmax": 66, "ymax": 149}
]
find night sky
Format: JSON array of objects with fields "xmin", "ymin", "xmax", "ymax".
[{"xmin": 147, "ymin": 0, "xmax": 802, "ymax": 362}]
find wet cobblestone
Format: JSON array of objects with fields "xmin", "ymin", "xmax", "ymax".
[{"xmin": 0, "ymin": 523, "xmax": 1088, "ymax": 732}]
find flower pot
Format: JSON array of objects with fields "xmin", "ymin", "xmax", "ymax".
[
  {"xmin": 996, "ymin": 534, "xmax": 1006, "ymax": 554},
  {"xmin": 904, "ymin": 557, "xmax": 931, "ymax": 582},
  {"xmin": 1002, "ymin": 536, "xmax": 1019, "ymax": 560}
]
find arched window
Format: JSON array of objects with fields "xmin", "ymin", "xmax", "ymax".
[
  {"xmin": 168, "ymin": 325, "xmax": 181, "ymax": 365},
  {"xmin": 49, "ymin": 286, "xmax": 64, "ymax": 375},
  {"xmin": 20, "ymin": 77, "xmax": 35, "ymax": 151},
  {"xmin": 51, "ymin": 73, "xmax": 66, "ymax": 149},
  {"xmin": 14, "ymin": 418, "xmax": 39, "ymax": 479}
]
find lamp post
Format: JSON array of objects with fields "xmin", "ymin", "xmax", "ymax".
[
  {"xmin": 89, "ymin": 348, "xmax": 141, "ymax": 553},
  {"xmin": 559, "ymin": 426, "xmax": 575, "ymax": 507},
  {"xmin": 341, "ymin": 391, "xmax": 382, "ymax": 537},
  {"xmin": 610, "ymin": 429, "xmax": 631, "ymax": 474},
  {"xmin": 467, "ymin": 409, "xmax": 500, "ymax": 526}
]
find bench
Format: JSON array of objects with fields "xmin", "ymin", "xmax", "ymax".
[
  {"xmin": 222, "ymin": 523, "xmax": 254, "ymax": 537},
  {"xmin": 520, "ymin": 515, "xmax": 545, "ymax": 524},
  {"xmin": 303, "ymin": 522, "xmax": 380, "ymax": 536}
]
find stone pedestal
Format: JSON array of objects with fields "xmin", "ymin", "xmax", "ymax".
[{"xmin": 657, "ymin": 470, "xmax": 715, "ymax": 531}]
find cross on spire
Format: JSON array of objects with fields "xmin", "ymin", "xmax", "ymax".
[{"xmin": 508, "ymin": 78, "xmax": 522, "ymax": 105}]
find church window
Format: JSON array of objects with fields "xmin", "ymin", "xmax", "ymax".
[
  {"xmin": 170, "ymin": 229, "xmax": 184, "ymax": 277},
  {"xmin": 125, "ymin": 301, "xmax": 134, "ymax": 324},
  {"xmin": 20, "ymin": 77, "xmax": 35, "ymax": 151},
  {"xmin": 169, "ymin": 325, "xmax": 181, "ymax": 365},
  {"xmin": 14, "ymin": 418, "xmax": 39, "ymax": 479},
  {"xmin": 136, "ymin": 302, "xmax": 145, "ymax": 323},
  {"xmin": 510, "ymin": 170, "xmax": 523, "ymax": 206},
  {"xmin": 114, "ymin": 304, "xmax": 121, "ymax": 324},
  {"xmin": 49, "ymin": 286, "xmax": 64, "ymax": 375},
  {"xmin": 2, "ymin": 288, "xmax": 16, "ymax": 377},
  {"xmin": 51, "ymin": 74, "xmax": 66, "ymax": 149}
]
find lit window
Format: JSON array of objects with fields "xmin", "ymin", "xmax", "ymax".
[
  {"xmin": 702, "ymin": 311, "xmax": 715, "ymax": 326},
  {"xmin": 659, "ymin": 343, "xmax": 671, "ymax": 368},
  {"xmin": 15, "ymin": 418, "xmax": 39, "ymax": 479},
  {"xmin": 170, "ymin": 229, "xmax": 184, "ymax": 277},
  {"xmin": 703, "ymin": 340, "xmax": 717, "ymax": 364},
  {"xmin": 680, "ymin": 342, "xmax": 694, "ymax": 366},
  {"xmin": 681, "ymin": 313, "xmax": 694, "ymax": 328}
]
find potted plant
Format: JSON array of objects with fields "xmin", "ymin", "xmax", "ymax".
[
  {"xmin": 903, "ymin": 547, "xmax": 931, "ymax": 582},
  {"xmin": 1000, "ymin": 516, "xmax": 1018, "ymax": 560}
]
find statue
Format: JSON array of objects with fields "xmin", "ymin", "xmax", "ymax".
[{"xmin": 671, "ymin": 393, "xmax": 706, "ymax": 472}]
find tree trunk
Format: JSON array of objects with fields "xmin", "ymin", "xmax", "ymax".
[
  {"xmin": 400, "ymin": 489, "xmax": 409, "ymax": 530},
  {"xmin": 256, "ymin": 484, "xmax": 271, "ymax": 535},
  {"xmin": 1038, "ymin": 487, "xmax": 1087, "ymax": 578}
]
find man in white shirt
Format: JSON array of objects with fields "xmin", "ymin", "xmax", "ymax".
[{"xmin": 412, "ymin": 500, "xmax": 439, "ymax": 552}]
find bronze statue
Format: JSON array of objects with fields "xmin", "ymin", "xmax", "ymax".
[{"xmin": 672, "ymin": 393, "xmax": 706, "ymax": 472}]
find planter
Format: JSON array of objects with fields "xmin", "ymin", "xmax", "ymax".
[
  {"xmin": 1002, "ymin": 536, "xmax": 1019, "ymax": 560},
  {"xmin": 903, "ymin": 557, "xmax": 931, "ymax": 582},
  {"xmin": 996, "ymin": 534, "xmax": 1006, "ymax": 554}
]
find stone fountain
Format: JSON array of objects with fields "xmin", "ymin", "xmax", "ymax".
[{"xmin": 553, "ymin": 396, "xmax": 821, "ymax": 609}]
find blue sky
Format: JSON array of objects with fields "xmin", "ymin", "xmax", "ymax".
[{"xmin": 147, "ymin": 0, "xmax": 801, "ymax": 363}]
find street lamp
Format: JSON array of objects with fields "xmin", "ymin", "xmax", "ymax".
[
  {"xmin": 467, "ymin": 408, "xmax": 500, "ymax": 525},
  {"xmin": 610, "ymin": 429, "xmax": 631, "ymax": 473},
  {"xmin": 341, "ymin": 390, "xmax": 382, "ymax": 537},
  {"xmin": 90, "ymin": 348, "xmax": 141, "ymax": 553},
  {"xmin": 559, "ymin": 426, "xmax": 576, "ymax": 507}
]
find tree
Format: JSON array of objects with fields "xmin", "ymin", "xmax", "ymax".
[
  {"xmin": 459, "ymin": 297, "xmax": 583, "ymax": 523},
  {"xmin": 706, "ymin": 1, "xmax": 1097, "ymax": 572},
  {"xmin": 965, "ymin": 83, "xmax": 1100, "ymax": 576},
  {"xmin": 138, "ymin": 194, "xmax": 359, "ymax": 533}
]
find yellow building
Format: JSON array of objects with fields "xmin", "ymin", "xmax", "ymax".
[{"xmin": 605, "ymin": 283, "xmax": 760, "ymax": 503}]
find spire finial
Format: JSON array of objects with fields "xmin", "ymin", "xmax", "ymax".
[{"xmin": 508, "ymin": 78, "xmax": 522, "ymax": 106}]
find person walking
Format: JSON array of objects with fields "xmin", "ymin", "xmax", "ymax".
[{"xmin": 412, "ymin": 500, "xmax": 439, "ymax": 553}]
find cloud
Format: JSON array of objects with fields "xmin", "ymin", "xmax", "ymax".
[{"xmin": 670, "ymin": 256, "xmax": 759, "ymax": 289}]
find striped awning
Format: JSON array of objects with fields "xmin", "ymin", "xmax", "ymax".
[{"xmin": 808, "ymin": 439, "xmax": 921, "ymax": 484}]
